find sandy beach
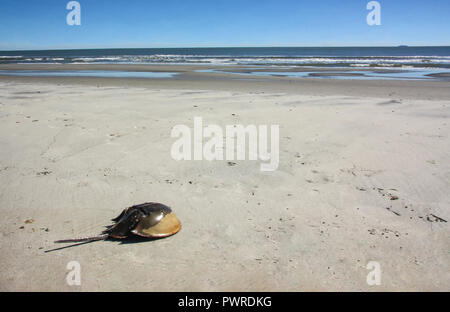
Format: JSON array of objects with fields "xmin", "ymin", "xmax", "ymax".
[{"xmin": 0, "ymin": 65, "xmax": 449, "ymax": 291}]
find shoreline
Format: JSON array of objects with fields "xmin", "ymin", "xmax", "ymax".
[{"xmin": 1, "ymin": 64, "xmax": 450, "ymax": 101}]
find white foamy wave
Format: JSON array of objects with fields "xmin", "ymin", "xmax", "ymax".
[
  {"xmin": 71, "ymin": 56, "xmax": 126, "ymax": 62},
  {"xmin": 0, "ymin": 55, "xmax": 23, "ymax": 59},
  {"xmin": 3, "ymin": 53, "xmax": 450, "ymax": 68}
]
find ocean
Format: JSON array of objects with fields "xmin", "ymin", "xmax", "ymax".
[{"xmin": 1, "ymin": 46, "xmax": 450, "ymax": 69}]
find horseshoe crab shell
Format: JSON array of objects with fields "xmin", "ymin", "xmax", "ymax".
[
  {"xmin": 54, "ymin": 203, "xmax": 181, "ymax": 245},
  {"xmin": 105, "ymin": 203, "xmax": 182, "ymax": 239}
]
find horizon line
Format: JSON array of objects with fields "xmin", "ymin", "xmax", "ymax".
[{"xmin": 1, "ymin": 45, "xmax": 450, "ymax": 52}]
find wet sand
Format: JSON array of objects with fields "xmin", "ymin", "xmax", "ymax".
[
  {"xmin": 0, "ymin": 66, "xmax": 449, "ymax": 291},
  {"xmin": 1, "ymin": 64, "xmax": 450, "ymax": 101}
]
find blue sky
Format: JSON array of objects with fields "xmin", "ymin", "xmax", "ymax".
[{"xmin": 0, "ymin": 0, "xmax": 449, "ymax": 50}]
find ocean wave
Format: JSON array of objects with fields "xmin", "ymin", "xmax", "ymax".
[{"xmin": 2, "ymin": 53, "xmax": 450, "ymax": 68}]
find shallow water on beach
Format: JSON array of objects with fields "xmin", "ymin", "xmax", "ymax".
[
  {"xmin": 0, "ymin": 70, "xmax": 178, "ymax": 79},
  {"xmin": 1, "ymin": 68, "xmax": 450, "ymax": 81},
  {"xmin": 199, "ymin": 68, "xmax": 450, "ymax": 81}
]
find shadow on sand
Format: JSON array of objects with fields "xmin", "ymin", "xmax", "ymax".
[{"xmin": 44, "ymin": 236, "xmax": 162, "ymax": 253}]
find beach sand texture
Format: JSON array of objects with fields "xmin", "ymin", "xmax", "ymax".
[{"xmin": 0, "ymin": 73, "xmax": 449, "ymax": 291}]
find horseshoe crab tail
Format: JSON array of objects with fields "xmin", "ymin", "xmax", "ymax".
[{"xmin": 54, "ymin": 234, "xmax": 108, "ymax": 244}]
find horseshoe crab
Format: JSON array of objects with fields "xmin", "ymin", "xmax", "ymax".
[{"xmin": 54, "ymin": 203, "xmax": 182, "ymax": 244}]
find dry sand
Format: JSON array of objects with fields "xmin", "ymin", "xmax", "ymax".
[{"xmin": 0, "ymin": 68, "xmax": 449, "ymax": 291}]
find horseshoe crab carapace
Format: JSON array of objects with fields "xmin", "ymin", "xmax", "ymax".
[{"xmin": 54, "ymin": 203, "xmax": 182, "ymax": 244}]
